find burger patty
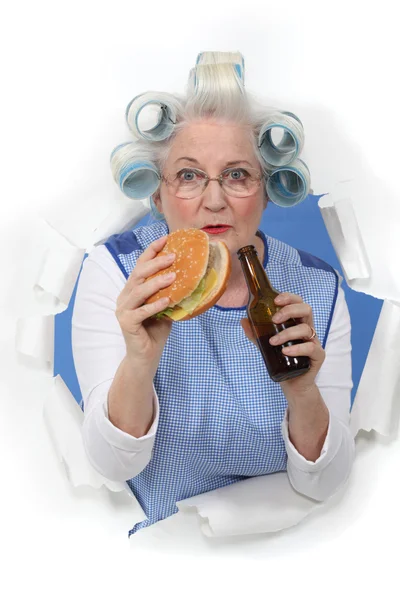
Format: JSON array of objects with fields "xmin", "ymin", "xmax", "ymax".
[{"xmin": 204, "ymin": 243, "xmax": 216, "ymax": 279}]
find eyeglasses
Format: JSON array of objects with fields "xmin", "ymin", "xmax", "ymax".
[{"xmin": 160, "ymin": 167, "xmax": 263, "ymax": 199}]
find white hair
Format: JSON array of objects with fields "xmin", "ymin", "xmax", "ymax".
[{"xmin": 111, "ymin": 52, "xmax": 282, "ymax": 222}]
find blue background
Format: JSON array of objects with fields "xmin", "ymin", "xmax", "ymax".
[{"xmin": 54, "ymin": 194, "xmax": 383, "ymax": 409}]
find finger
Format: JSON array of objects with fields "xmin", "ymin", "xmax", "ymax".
[
  {"xmin": 281, "ymin": 341, "xmax": 325, "ymax": 360},
  {"xmin": 124, "ymin": 237, "xmax": 174, "ymax": 292},
  {"xmin": 272, "ymin": 302, "xmax": 313, "ymax": 324},
  {"xmin": 274, "ymin": 292, "xmax": 304, "ymax": 306},
  {"xmin": 118, "ymin": 295, "xmax": 172, "ymax": 333},
  {"xmin": 136, "ymin": 235, "xmax": 170, "ymax": 265},
  {"xmin": 269, "ymin": 323, "xmax": 316, "ymax": 346},
  {"xmin": 138, "ymin": 295, "xmax": 172, "ymax": 322},
  {"xmin": 127, "ymin": 235, "xmax": 170, "ymax": 289},
  {"xmin": 122, "ymin": 271, "xmax": 177, "ymax": 311},
  {"xmin": 135, "ymin": 252, "xmax": 176, "ymax": 284}
]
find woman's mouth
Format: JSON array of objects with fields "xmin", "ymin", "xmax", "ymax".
[{"xmin": 201, "ymin": 225, "xmax": 232, "ymax": 235}]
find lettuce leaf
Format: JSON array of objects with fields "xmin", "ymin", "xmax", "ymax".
[
  {"xmin": 153, "ymin": 275, "xmax": 207, "ymax": 319},
  {"xmin": 178, "ymin": 276, "xmax": 206, "ymax": 312},
  {"xmin": 154, "ymin": 307, "xmax": 175, "ymax": 320}
]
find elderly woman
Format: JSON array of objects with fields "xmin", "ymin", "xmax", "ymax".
[{"xmin": 72, "ymin": 52, "xmax": 355, "ymax": 537}]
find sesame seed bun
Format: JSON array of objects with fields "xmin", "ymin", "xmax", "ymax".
[{"xmin": 145, "ymin": 228, "xmax": 231, "ymax": 321}]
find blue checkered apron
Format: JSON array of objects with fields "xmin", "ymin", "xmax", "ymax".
[{"xmin": 104, "ymin": 221, "xmax": 338, "ymax": 537}]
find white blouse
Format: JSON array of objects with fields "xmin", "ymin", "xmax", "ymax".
[{"xmin": 71, "ymin": 244, "xmax": 355, "ymax": 502}]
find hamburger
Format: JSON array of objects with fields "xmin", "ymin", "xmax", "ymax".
[{"xmin": 145, "ymin": 228, "xmax": 231, "ymax": 321}]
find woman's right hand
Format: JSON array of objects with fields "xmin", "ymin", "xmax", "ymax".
[{"xmin": 116, "ymin": 235, "xmax": 176, "ymax": 373}]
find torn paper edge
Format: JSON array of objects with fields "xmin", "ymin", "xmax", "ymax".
[
  {"xmin": 318, "ymin": 194, "xmax": 371, "ymax": 282},
  {"xmin": 43, "ymin": 375, "xmax": 140, "ymax": 501},
  {"xmin": 15, "ymin": 197, "xmax": 151, "ymax": 509},
  {"xmin": 15, "ymin": 314, "xmax": 55, "ymax": 364},
  {"xmin": 176, "ymin": 472, "xmax": 320, "ymax": 537}
]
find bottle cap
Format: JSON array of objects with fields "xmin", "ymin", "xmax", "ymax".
[{"xmin": 237, "ymin": 245, "xmax": 257, "ymax": 257}]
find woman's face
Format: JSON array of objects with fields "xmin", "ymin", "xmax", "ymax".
[{"xmin": 153, "ymin": 120, "xmax": 267, "ymax": 257}]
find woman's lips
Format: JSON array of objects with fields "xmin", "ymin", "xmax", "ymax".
[{"xmin": 201, "ymin": 226, "xmax": 232, "ymax": 234}]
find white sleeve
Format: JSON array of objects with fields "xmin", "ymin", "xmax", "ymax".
[
  {"xmin": 281, "ymin": 281, "xmax": 356, "ymax": 501},
  {"xmin": 71, "ymin": 244, "xmax": 160, "ymax": 482}
]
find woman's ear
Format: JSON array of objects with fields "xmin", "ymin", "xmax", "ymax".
[{"xmin": 152, "ymin": 189, "xmax": 163, "ymax": 214}]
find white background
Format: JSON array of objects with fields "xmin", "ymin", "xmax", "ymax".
[{"xmin": 1, "ymin": 1, "xmax": 399, "ymax": 598}]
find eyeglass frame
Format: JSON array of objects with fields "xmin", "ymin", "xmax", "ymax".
[{"xmin": 159, "ymin": 166, "xmax": 264, "ymax": 199}]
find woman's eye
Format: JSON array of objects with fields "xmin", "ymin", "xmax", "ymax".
[
  {"xmin": 226, "ymin": 169, "xmax": 248, "ymax": 179},
  {"xmin": 178, "ymin": 170, "xmax": 200, "ymax": 181}
]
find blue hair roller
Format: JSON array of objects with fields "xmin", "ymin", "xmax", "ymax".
[
  {"xmin": 195, "ymin": 51, "xmax": 245, "ymax": 85},
  {"xmin": 110, "ymin": 143, "xmax": 161, "ymax": 200},
  {"xmin": 266, "ymin": 159, "xmax": 311, "ymax": 207},
  {"xmin": 125, "ymin": 93, "xmax": 178, "ymax": 142},
  {"xmin": 258, "ymin": 112, "xmax": 305, "ymax": 168},
  {"xmin": 119, "ymin": 160, "xmax": 160, "ymax": 200}
]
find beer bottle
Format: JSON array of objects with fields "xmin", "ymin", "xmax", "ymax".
[{"xmin": 237, "ymin": 245, "xmax": 310, "ymax": 382}]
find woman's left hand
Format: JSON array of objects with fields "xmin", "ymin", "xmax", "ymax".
[{"xmin": 241, "ymin": 292, "xmax": 325, "ymax": 395}]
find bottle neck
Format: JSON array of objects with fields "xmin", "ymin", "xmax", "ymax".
[{"xmin": 237, "ymin": 246, "xmax": 277, "ymax": 299}]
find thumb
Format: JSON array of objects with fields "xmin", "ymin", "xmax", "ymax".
[{"xmin": 240, "ymin": 318, "xmax": 257, "ymax": 345}]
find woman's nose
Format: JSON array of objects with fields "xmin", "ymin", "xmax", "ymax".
[{"xmin": 202, "ymin": 180, "xmax": 228, "ymax": 210}]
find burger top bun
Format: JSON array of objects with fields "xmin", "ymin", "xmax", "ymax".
[
  {"xmin": 146, "ymin": 229, "xmax": 209, "ymax": 306},
  {"xmin": 145, "ymin": 228, "xmax": 231, "ymax": 321}
]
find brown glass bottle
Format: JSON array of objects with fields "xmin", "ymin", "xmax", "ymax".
[{"xmin": 237, "ymin": 245, "xmax": 310, "ymax": 382}]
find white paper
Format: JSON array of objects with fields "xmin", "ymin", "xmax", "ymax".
[
  {"xmin": 25, "ymin": 217, "xmax": 86, "ymax": 314},
  {"xmin": 12, "ymin": 218, "xmax": 85, "ymax": 363},
  {"xmin": 177, "ymin": 472, "xmax": 319, "ymax": 537},
  {"xmin": 37, "ymin": 183, "xmax": 122, "ymax": 251},
  {"xmin": 318, "ymin": 178, "xmax": 400, "ymax": 441},
  {"xmin": 15, "ymin": 201, "xmax": 151, "ymax": 362},
  {"xmin": 319, "ymin": 178, "xmax": 400, "ymax": 303},
  {"xmin": 319, "ymin": 194, "xmax": 371, "ymax": 282},
  {"xmin": 34, "ymin": 243, "xmax": 85, "ymax": 308},
  {"xmin": 43, "ymin": 375, "xmax": 142, "ymax": 503},
  {"xmin": 15, "ymin": 315, "xmax": 54, "ymax": 363},
  {"xmin": 14, "ymin": 196, "xmax": 150, "ymax": 522},
  {"xmin": 90, "ymin": 198, "xmax": 150, "ymax": 248}
]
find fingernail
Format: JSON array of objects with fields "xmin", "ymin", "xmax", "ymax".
[
  {"xmin": 167, "ymin": 253, "xmax": 176, "ymax": 260},
  {"xmin": 269, "ymin": 335, "xmax": 280, "ymax": 345},
  {"xmin": 272, "ymin": 314, "xmax": 282, "ymax": 323},
  {"xmin": 164, "ymin": 272, "xmax": 176, "ymax": 280}
]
